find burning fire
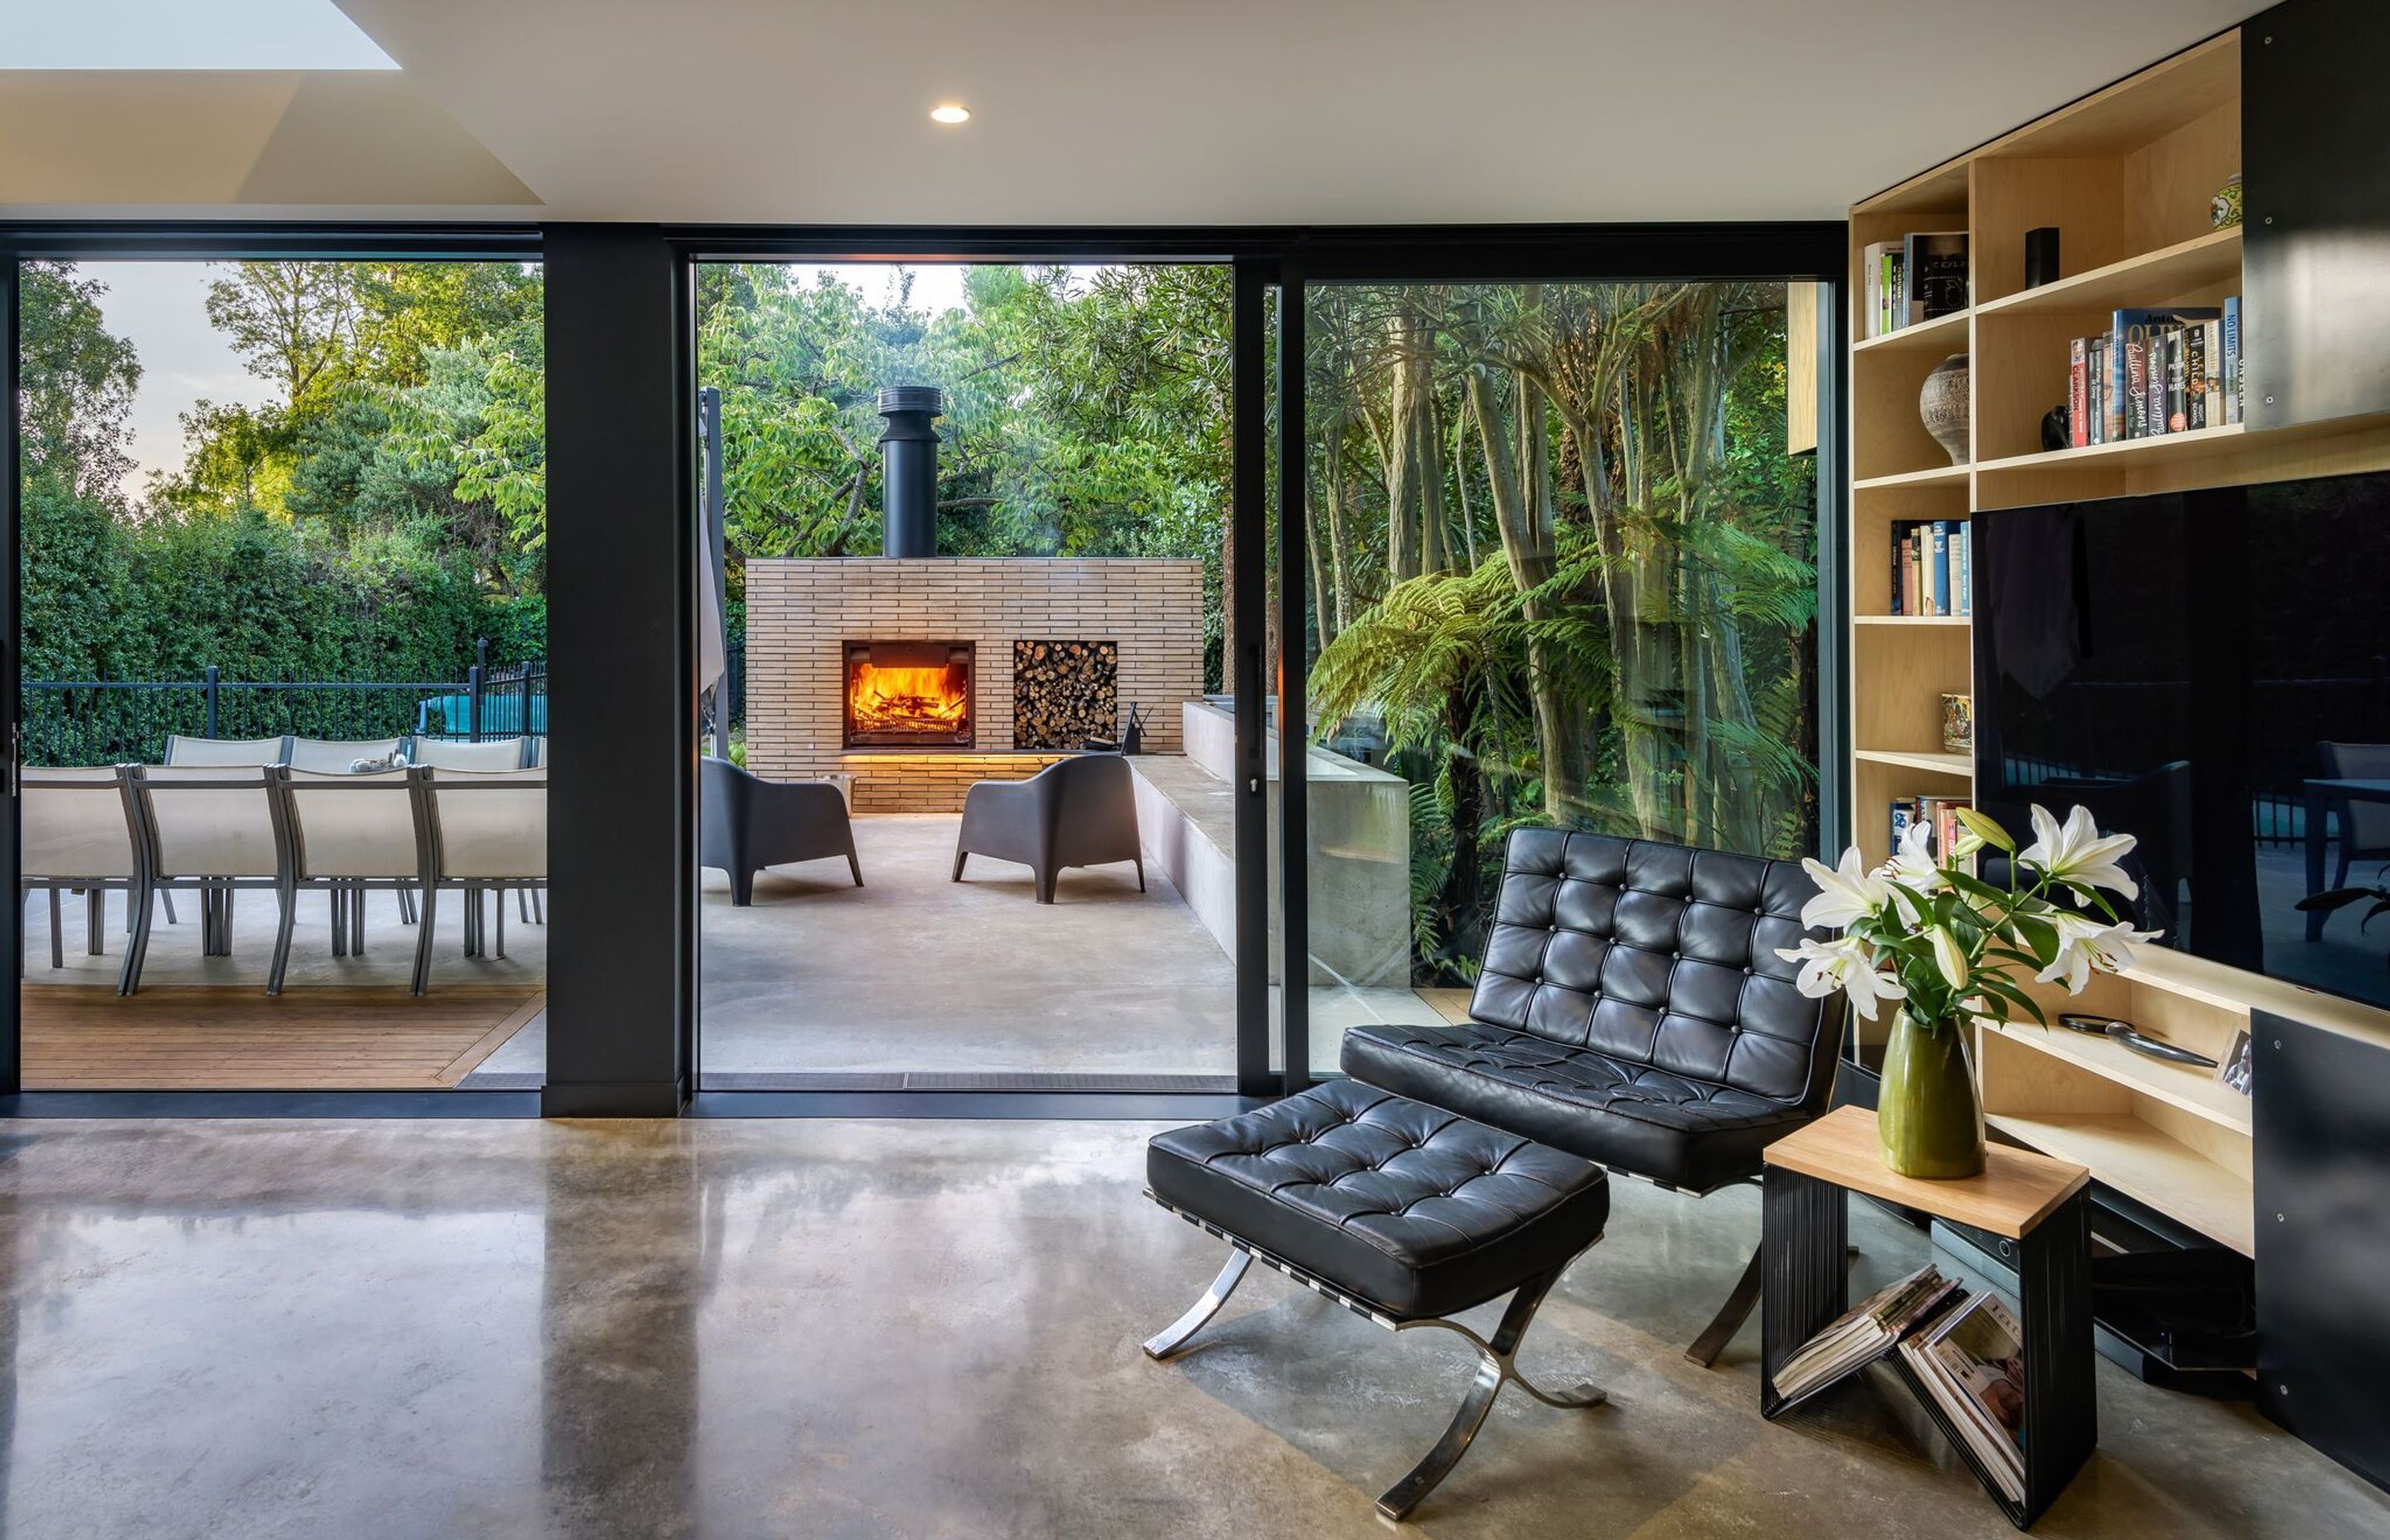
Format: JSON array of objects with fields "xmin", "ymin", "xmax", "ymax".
[{"xmin": 849, "ymin": 664, "xmax": 968, "ymax": 734}]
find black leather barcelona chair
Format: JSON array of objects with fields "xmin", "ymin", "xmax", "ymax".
[{"xmin": 1339, "ymin": 826, "xmax": 1851, "ymax": 1366}]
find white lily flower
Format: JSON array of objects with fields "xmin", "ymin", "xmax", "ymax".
[
  {"xmin": 1929, "ymin": 924, "xmax": 1973, "ymax": 990},
  {"xmin": 2020, "ymin": 803, "xmax": 2140, "ymax": 901},
  {"xmin": 2034, "ymin": 910, "xmax": 2162, "ymax": 994},
  {"xmin": 1875, "ymin": 821, "xmax": 1942, "ymax": 921},
  {"xmin": 1777, "ymin": 935, "xmax": 1907, "ymax": 1021},
  {"xmin": 1799, "ymin": 846, "xmax": 1890, "ymax": 933}
]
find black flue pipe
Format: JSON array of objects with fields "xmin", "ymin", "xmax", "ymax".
[{"xmin": 877, "ymin": 384, "xmax": 943, "ymax": 558}]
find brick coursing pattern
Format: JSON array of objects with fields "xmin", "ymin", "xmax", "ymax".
[{"xmin": 744, "ymin": 558, "xmax": 1207, "ymax": 813}]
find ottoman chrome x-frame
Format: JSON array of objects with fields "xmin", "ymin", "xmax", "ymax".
[{"xmin": 1141, "ymin": 1082, "xmax": 1613, "ymax": 1522}]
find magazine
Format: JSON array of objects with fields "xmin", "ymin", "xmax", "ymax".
[
  {"xmin": 1770, "ymin": 1264, "xmax": 1958, "ymax": 1403},
  {"xmin": 1900, "ymin": 1293, "xmax": 2027, "ymax": 1503}
]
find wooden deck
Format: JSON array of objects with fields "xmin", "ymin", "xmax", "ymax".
[
  {"xmin": 1414, "ymin": 987, "xmax": 1474, "ymax": 1024},
  {"xmin": 21, "ymin": 986, "xmax": 544, "ymax": 1090}
]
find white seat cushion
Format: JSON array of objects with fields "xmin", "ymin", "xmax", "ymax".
[
  {"xmin": 285, "ymin": 768, "xmax": 420, "ymax": 879},
  {"xmin": 21, "ymin": 768, "xmax": 134, "ymax": 880},
  {"xmin": 429, "ymin": 769, "xmax": 547, "ymax": 880}
]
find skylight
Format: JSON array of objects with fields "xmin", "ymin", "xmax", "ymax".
[{"xmin": 3, "ymin": 0, "xmax": 398, "ymax": 70}]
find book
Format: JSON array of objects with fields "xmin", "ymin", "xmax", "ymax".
[
  {"xmin": 2223, "ymin": 296, "xmax": 2242, "ymax": 424},
  {"xmin": 1929, "ymin": 524, "xmax": 1952, "ymax": 616},
  {"xmin": 2124, "ymin": 325, "xmax": 2151, "ymax": 438},
  {"xmin": 1902, "ymin": 1293, "xmax": 2028, "ymax": 1503},
  {"xmin": 1952, "ymin": 522, "xmax": 1972, "ymax": 619},
  {"xmin": 1885, "ymin": 247, "xmax": 1906, "ymax": 334},
  {"xmin": 2101, "ymin": 331, "xmax": 2126, "ymax": 445},
  {"xmin": 2185, "ymin": 320, "xmax": 2209, "ymax": 430},
  {"xmin": 1904, "ymin": 232, "xmax": 1969, "ymax": 324},
  {"xmin": 1900, "ymin": 527, "xmax": 1921, "ymax": 616},
  {"xmin": 1889, "ymin": 520, "xmax": 1906, "ymax": 615},
  {"xmin": 2199, "ymin": 318, "xmax": 2221, "ymax": 429},
  {"xmin": 2067, "ymin": 337, "xmax": 2090, "ymax": 448},
  {"xmin": 1771, "ymin": 1264, "xmax": 1960, "ymax": 1403},
  {"xmin": 2165, "ymin": 326, "xmax": 2188, "ymax": 433}
]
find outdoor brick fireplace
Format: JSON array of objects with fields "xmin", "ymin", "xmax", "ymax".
[{"xmin": 745, "ymin": 558, "xmax": 1205, "ymax": 812}]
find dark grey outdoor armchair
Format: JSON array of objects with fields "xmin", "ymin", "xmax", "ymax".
[
  {"xmin": 951, "ymin": 753, "xmax": 1144, "ymax": 904},
  {"xmin": 700, "ymin": 756, "xmax": 862, "ymax": 904}
]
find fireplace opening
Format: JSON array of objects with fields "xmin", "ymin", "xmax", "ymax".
[{"xmin": 844, "ymin": 640, "xmax": 974, "ymax": 749}]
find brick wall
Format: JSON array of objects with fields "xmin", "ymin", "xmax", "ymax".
[{"xmin": 744, "ymin": 558, "xmax": 1207, "ymax": 812}]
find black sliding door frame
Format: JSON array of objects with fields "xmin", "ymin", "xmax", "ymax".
[
  {"xmin": 0, "ymin": 225, "xmax": 545, "ymax": 1117},
  {"xmin": 2, "ymin": 219, "xmax": 1843, "ymax": 1118}
]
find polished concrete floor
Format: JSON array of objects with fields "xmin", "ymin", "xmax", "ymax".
[{"xmin": 3, "ymin": 1115, "xmax": 2382, "ymax": 1539}]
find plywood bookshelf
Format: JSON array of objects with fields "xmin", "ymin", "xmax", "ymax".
[{"xmin": 1841, "ymin": 26, "xmax": 2390, "ymax": 1251}]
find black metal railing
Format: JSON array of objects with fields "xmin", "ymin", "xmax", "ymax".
[{"xmin": 22, "ymin": 639, "xmax": 549, "ymax": 768}]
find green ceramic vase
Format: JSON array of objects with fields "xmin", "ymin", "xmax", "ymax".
[{"xmin": 1877, "ymin": 1010, "xmax": 1986, "ymax": 1179}]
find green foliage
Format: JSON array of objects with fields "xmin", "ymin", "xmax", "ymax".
[{"xmin": 18, "ymin": 260, "xmax": 549, "ymax": 723}]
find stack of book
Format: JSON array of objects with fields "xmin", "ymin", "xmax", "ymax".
[
  {"xmin": 2064, "ymin": 300, "xmax": 2242, "ymax": 448},
  {"xmin": 1862, "ymin": 231, "xmax": 1969, "ymax": 339},
  {"xmin": 1891, "ymin": 794, "xmax": 1973, "ymax": 860},
  {"xmin": 1885, "ymin": 519, "xmax": 1970, "ymax": 617},
  {"xmin": 1899, "ymin": 1293, "xmax": 2031, "ymax": 1504},
  {"xmin": 1771, "ymin": 1264, "xmax": 1961, "ymax": 1402},
  {"xmin": 1770, "ymin": 1265, "xmax": 2032, "ymax": 1507}
]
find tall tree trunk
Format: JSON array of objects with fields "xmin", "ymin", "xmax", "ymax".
[{"xmin": 1466, "ymin": 365, "xmax": 1586, "ymax": 824}]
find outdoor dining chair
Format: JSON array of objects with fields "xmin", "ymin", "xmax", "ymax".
[
  {"xmin": 19, "ymin": 767, "xmax": 139, "ymax": 970},
  {"xmin": 418, "ymin": 767, "xmax": 547, "ymax": 989},
  {"xmin": 285, "ymin": 738, "xmax": 419, "ymax": 928},
  {"xmin": 269, "ymin": 767, "xmax": 432, "ymax": 995},
  {"xmin": 408, "ymin": 736, "xmax": 532, "ymax": 771},
  {"xmin": 163, "ymin": 733, "xmax": 291, "ymax": 767},
  {"xmin": 120, "ymin": 764, "xmax": 289, "ymax": 995}
]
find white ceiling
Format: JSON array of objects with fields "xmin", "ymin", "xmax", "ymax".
[{"xmin": 6, "ymin": 0, "xmax": 2266, "ymax": 223}]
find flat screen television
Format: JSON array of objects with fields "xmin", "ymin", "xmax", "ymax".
[{"xmin": 1973, "ymin": 471, "xmax": 2390, "ymax": 1012}]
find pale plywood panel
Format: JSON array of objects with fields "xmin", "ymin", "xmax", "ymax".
[{"xmin": 1765, "ymin": 1105, "xmax": 2088, "ymax": 1240}]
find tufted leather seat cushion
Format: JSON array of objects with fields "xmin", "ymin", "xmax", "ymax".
[
  {"xmin": 1147, "ymin": 1080, "xmax": 1608, "ymax": 1320},
  {"xmin": 1342, "ymin": 827, "xmax": 1846, "ymax": 1193}
]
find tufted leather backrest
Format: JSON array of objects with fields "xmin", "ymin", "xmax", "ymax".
[{"xmin": 1469, "ymin": 827, "xmax": 1846, "ymax": 1109}]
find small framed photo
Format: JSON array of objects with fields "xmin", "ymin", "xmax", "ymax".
[
  {"xmin": 2217, "ymin": 1028, "xmax": 2254, "ymax": 1096},
  {"xmin": 1940, "ymin": 693, "xmax": 1974, "ymax": 755}
]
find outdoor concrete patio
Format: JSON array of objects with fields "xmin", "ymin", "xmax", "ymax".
[{"xmin": 700, "ymin": 812, "xmax": 1436, "ymax": 1082}]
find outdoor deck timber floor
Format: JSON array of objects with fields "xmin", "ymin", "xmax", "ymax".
[{"xmin": 20, "ymin": 986, "xmax": 544, "ymax": 1090}]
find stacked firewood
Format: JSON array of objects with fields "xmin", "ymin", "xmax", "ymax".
[{"xmin": 1012, "ymin": 640, "xmax": 1118, "ymax": 749}]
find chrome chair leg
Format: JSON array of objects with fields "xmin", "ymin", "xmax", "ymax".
[
  {"xmin": 1684, "ymin": 1240, "xmax": 1764, "ymax": 1367},
  {"xmin": 1142, "ymin": 1248, "xmax": 1251, "ymax": 1360},
  {"xmin": 1378, "ymin": 1268, "xmax": 1607, "ymax": 1521}
]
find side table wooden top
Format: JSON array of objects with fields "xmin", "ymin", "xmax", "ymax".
[{"xmin": 1764, "ymin": 1105, "xmax": 2090, "ymax": 1239}]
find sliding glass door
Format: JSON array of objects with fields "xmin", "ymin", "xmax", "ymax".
[
  {"xmin": 1281, "ymin": 276, "xmax": 1828, "ymax": 1080},
  {"xmin": 686, "ymin": 257, "xmax": 1251, "ymax": 1091}
]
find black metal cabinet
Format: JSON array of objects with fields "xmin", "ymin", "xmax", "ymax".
[
  {"xmin": 2242, "ymin": 0, "xmax": 2390, "ymax": 430},
  {"xmin": 2253, "ymin": 1010, "xmax": 2390, "ymax": 1492}
]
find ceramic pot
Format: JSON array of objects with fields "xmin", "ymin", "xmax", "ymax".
[
  {"xmin": 1919, "ymin": 353, "xmax": 1970, "ymax": 465},
  {"xmin": 1877, "ymin": 1010, "xmax": 1985, "ymax": 1179}
]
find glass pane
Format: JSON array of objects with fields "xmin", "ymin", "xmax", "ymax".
[
  {"xmin": 15, "ymin": 256, "xmax": 549, "ymax": 1089},
  {"xmin": 691, "ymin": 262, "xmax": 1238, "ymax": 1086},
  {"xmin": 1299, "ymin": 280, "xmax": 1821, "ymax": 1077}
]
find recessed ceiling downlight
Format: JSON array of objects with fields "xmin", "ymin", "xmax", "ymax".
[{"xmin": 930, "ymin": 104, "xmax": 972, "ymax": 125}]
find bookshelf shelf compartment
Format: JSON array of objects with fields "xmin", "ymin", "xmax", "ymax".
[
  {"xmin": 1980, "ymin": 1018, "xmax": 2251, "ymax": 1136},
  {"xmin": 1984, "ymin": 1113, "xmax": 2253, "ymax": 1258},
  {"xmin": 1973, "ymin": 227, "xmax": 2241, "ymax": 320}
]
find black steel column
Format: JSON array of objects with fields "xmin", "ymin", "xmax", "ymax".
[
  {"xmin": 2013, "ymin": 1188, "xmax": 2095, "ymax": 1524},
  {"xmin": 1231, "ymin": 261, "xmax": 1272, "ymax": 1099},
  {"xmin": 1275, "ymin": 270, "xmax": 1309, "ymax": 1094},
  {"xmin": 0, "ymin": 248, "xmax": 20, "ymax": 1094},
  {"xmin": 542, "ymin": 225, "xmax": 694, "ymax": 1116}
]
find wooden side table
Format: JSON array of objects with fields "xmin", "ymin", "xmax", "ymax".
[{"xmin": 1760, "ymin": 1106, "xmax": 2095, "ymax": 1529}]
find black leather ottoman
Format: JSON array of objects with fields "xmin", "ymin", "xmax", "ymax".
[{"xmin": 1143, "ymin": 1081, "xmax": 1612, "ymax": 1520}]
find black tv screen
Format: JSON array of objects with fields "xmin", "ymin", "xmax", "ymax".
[{"xmin": 1974, "ymin": 473, "xmax": 2390, "ymax": 1011}]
